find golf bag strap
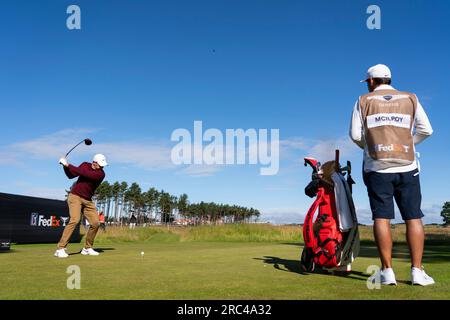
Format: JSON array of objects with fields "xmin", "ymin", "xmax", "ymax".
[
  {"xmin": 316, "ymin": 237, "xmax": 341, "ymax": 260},
  {"xmin": 303, "ymin": 189, "xmax": 325, "ymax": 250},
  {"xmin": 317, "ymin": 237, "xmax": 340, "ymax": 248}
]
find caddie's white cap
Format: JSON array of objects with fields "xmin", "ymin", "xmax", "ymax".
[
  {"xmin": 93, "ymin": 154, "xmax": 108, "ymax": 167},
  {"xmin": 360, "ymin": 64, "xmax": 392, "ymax": 82}
]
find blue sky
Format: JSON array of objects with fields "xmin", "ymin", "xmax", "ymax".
[{"xmin": 0, "ymin": 0, "xmax": 449, "ymax": 224}]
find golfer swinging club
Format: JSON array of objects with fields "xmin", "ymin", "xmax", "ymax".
[
  {"xmin": 350, "ymin": 64, "xmax": 434, "ymax": 286},
  {"xmin": 54, "ymin": 154, "xmax": 108, "ymax": 258}
]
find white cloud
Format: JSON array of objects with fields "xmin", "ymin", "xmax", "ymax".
[
  {"xmin": 12, "ymin": 128, "xmax": 97, "ymax": 160},
  {"xmin": 0, "ymin": 151, "xmax": 18, "ymax": 165},
  {"xmin": 6, "ymin": 181, "xmax": 68, "ymax": 200},
  {"xmin": 0, "ymin": 130, "xmax": 362, "ymax": 186},
  {"xmin": 280, "ymin": 136, "xmax": 360, "ymax": 164},
  {"xmin": 355, "ymin": 208, "xmax": 373, "ymax": 225},
  {"xmin": 22, "ymin": 187, "xmax": 67, "ymax": 201},
  {"xmin": 306, "ymin": 137, "xmax": 359, "ymax": 163},
  {"xmin": 179, "ymin": 164, "xmax": 222, "ymax": 177},
  {"xmin": 94, "ymin": 142, "xmax": 174, "ymax": 171},
  {"xmin": 280, "ymin": 137, "xmax": 309, "ymax": 150},
  {"xmin": 260, "ymin": 206, "xmax": 372, "ymax": 226},
  {"xmin": 0, "ymin": 128, "xmax": 175, "ymax": 172},
  {"xmin": 260, "ymin": 204, "xmax": 444, "ymax": 226},
  {"xmin": 259, "ymin": 207, "xmax": 304, "ymax": 225},
  {"xmin": 356, "ymin": 205, "xmax": 444, "ymax": 225},
  {"xmin": 421, "ymin": 204, "xmax": 444, "ymax": 224}
]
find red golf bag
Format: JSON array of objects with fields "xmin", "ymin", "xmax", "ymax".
[{"xmin": 300, "ymin": 151, "xmax": 360, "ymax": 272}]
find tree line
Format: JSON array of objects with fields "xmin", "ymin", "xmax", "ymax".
[
  {"xmin": 442, "ymin": 201, "xmax": 450, "ymax": 225},
  {"xmin": 93, "ymin": 181, "xmax": 261, "ymax": 225}
]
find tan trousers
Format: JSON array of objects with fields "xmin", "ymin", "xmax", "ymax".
[{"xmin": 57, "ymin": 193, "xmax": 100, "ymax": 249}]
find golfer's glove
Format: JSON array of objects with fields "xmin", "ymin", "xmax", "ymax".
[{"xmin": 59, "ymin": 157, "xmax": 68, "ymax": 167}]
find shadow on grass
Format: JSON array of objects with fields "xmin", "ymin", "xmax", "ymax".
[
  {"xmin": 69, "ymin": 247, "xmax": 116, "ymax": 256},
  {"xmin": 355, "ymin": 240, "xmax": 450, "ymax": 264},
  {"xmin": 95, "ymin": 248, "xmax": 116, "ymax": 253},
  {"xmin": 281, "ymin": 239, "xmax": 450, "ymax": 264},
  {"xmin": 254, "ymin": 256, "xmax": 370, "ymax": 281},
  {"xmin": 258, "ymin": 237, "xmax": 450, "ymax": 281}
]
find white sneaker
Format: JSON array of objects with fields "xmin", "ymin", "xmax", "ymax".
[
  {"xmin": 411, "ymin": 267, "xmax": 435, "ymax": 286},
  {"xmin": 81, "ymin": 248, "xmax": 100, "ymax": 256},
  {"xmin": 369, "ymin": 267, "xmax": 397, "ymax": 286},
  {"xmin": 54, "ymin": 249, "xmax": 69, "ymax": 258}
]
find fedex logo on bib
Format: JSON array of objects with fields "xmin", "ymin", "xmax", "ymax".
[{"xmin": 367, "ymin": 113, "xmax": 411, "ymax": 129}]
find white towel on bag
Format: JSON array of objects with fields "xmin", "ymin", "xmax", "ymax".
[{"xmin": 331, "ymin": 173, "xmax": 354, "ymax": 232}]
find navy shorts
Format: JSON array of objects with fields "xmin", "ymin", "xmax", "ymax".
[{"xmin": 363, "ymin": 169, "xmax": 424, "ymax": 221}]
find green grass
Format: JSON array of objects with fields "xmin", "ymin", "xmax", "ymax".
[
  {"xmin": 93, "ymin": 224, "xmax": 302, "ymax": 243},
  {"xmin": 0, "ymin": 225, "xmax": 449, "ymax": 300}
]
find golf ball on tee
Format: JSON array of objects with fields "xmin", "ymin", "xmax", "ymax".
[{"xmin": 141, "ymin": 251, "xmax": 145, "ymax": 256}]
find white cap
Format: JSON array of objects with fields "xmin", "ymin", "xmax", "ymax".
[
  {"xmin": 361, "ymin": 64, "xmax": 392, "ymax": 82},
  {"xmin": 93, "ymin": 154, "xmax": 108, "ymax": 167}
]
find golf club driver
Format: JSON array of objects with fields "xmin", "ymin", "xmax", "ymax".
[{"xmin": 65, "ymin": 138, "xmax": 93, "ymax": 158}]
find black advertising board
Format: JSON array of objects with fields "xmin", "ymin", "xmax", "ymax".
[{"xmin": 0, "ymin": 192, "xmax": 81, "ymax": 244}]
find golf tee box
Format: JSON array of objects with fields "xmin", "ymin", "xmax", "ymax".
[{"xmin": 0, "ymin": 192, "xmax": 81, "ymax": 244}]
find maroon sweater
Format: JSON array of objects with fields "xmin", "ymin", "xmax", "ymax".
[{"xmin": 64, "ymin": 162, "xmax": 105, "ymax": 201}]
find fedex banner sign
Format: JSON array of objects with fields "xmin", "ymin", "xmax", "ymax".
[
  {"xmin": 0, "ymin": 192, "xmax": 80, "ymax": 244},
  {"xmin": 30, "ymin": 213, "xmax": 69, "ymax": 228}
]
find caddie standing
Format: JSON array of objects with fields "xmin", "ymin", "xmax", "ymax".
[{"xmin": 350, "ymin": 64, "xmax": 435, "ymax": 286}]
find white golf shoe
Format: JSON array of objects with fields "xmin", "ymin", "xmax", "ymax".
[
  {"xmin": 81, "ymin": 248, "xmax": 100, "ymax": 256},
  {"xmin": 54, "ymin": 249, "xmax": 69, "ymax": 258},
  {"xmin": 411, "ymin": 267, "xmax": 435, "ymax": 286},
  {"xmin": 369, "ymin": 267, "xmax": 397, "ymax": 286}
]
